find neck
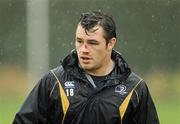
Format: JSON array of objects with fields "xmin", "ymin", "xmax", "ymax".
[{"xmin": 85, "ymin": 59, "xmax": 115, "ymax": 76}]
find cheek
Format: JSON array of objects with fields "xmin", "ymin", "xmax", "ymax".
[
  {"xmin": 76, "ymin": 45, "xmax": 82, "ymax": 54},
  {"xmin": 75, "ymin": 43, "xmax": 79, "ymax": 50},
  {"xmin": 91, "ymin": 44, "xmax": 107, "ymax": 57},
  {"xmin": 94, "ymin": 49, "xmax": 107, "ymax": 61}
]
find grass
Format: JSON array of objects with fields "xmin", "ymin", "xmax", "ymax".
[
  {"xmin": 0, "ymin": 65, "xmax": 29, "ymax": 124},
  {"xmin": 0, "ymin": 96, "xmax": 25, "ymax": 124},
  {"xmin": 156, "ymin": 99, "xmax": 180, "ymax": 124}
]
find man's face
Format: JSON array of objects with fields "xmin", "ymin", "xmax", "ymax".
[{"xmin": 75, "ymin": 24, "xmax": 115, "ymax": 74}]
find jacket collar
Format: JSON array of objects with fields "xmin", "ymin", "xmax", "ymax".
[{"xmin": 61, "ymin": 49, "xmax": 131, "ymax": 81}]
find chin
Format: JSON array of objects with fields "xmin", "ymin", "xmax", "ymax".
[
  {"xmin": 81, "ymin": 65, "xmax": 90, "ymax": 70},
  {"xmin": 80, "ymin": 64, "xmax": 92, "ymax": 70}
]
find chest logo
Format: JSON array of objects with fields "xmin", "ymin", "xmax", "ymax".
[
  {"xmin": 65, "ymin": 81, "xmax": 75, "ymax": 88},
  {"xmin": 115, "ymin": 84, "xmax": 127, "ymax": 95},
  {"xmin": 64, "ymin": 81, "xmax": 75, "ymax": 96}
]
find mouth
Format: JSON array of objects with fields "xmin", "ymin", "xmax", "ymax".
[{"xmin": 80, "ymin": 56, "xmax": 92, "ymax": 63}]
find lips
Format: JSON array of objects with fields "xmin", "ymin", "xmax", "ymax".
[
  {"xmin": 80, "ymin": 56, "xmax": 92, "ymax": 63},
  {"xmin": 81, "ymin": 56, "xmax": 91, "ymax": 60}
]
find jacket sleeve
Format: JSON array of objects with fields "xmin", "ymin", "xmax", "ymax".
[
  {"xmin": 13, "ymin": 72, "xmax": 53, "ymax": 124},
  {"xmin": 130, "ymin": 81, "xmax": 160, "ymax": 124}
]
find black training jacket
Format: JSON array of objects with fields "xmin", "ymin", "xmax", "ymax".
[{"xmin": 13, "ymin": 50, "xmax": 159, "ymax": 124}]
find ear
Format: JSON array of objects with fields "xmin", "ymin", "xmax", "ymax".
[{"xmin": 107, "ymin": 37, "xmax": 116, "ymax": 51}]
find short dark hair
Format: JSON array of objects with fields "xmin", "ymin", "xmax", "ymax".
[{"xmin": 78, "ymin": 11, "xmax": 116, "ymax": 44}]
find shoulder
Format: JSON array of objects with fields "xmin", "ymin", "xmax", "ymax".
[
  {"xmin": 125, "ymin": 72, "xmax": 144, "ymax": 90},
  {"xmin": 50, "ymin": 65, "xmax": 64, "ymax": 74},
  {"xmin": 128, "ymin": 72, "xmax": 150, "ymax": 107},
  {"xmin": 35, "ymin": 65, "xmax": 64, "ymax": 92},
  {"xmin": 127, "ymin": 72, "xmax": 143, "ymax": 83},
  {"xmin": 127, "ymin": 72, "xmax": 149, "ymax": 95}
]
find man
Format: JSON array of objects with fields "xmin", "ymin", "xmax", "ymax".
[{"xmin": 13, "ymin": 11, "xmax": 159, "ymax": 124}]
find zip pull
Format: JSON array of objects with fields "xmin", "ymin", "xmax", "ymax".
[{"xmin": 85, "ymin": 73, "xmax": 97, "ymax": 88}]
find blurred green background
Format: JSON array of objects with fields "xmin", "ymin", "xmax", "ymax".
[{"xmin": 0, "ymin": 0, "xmax": 180, "ymax": 123}]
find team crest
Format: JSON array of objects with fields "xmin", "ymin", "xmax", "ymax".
[{"xmin": 115, "ymin": 84, "xmax": 127, "ymax": 95}]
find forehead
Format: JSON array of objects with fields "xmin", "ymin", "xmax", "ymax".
[{"xmin": 76, "ymin": 24, "xmax": 105, "ymax": 39}]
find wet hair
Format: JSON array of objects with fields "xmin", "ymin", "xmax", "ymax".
[{"xmin": 78, "ymin": 10, "xmax": 116, "ymax": 44}]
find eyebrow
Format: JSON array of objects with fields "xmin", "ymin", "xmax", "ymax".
[
  {"xmin": 76, "ymin": 37, "xmax": 83, "ymax": 40},
  {"xmin": 87, "ymin": 39, "xmax": 98, "ymax": 43},
  {"xmin": 76, "ymin": 37, "xmax": 98, "ymax": 42}
]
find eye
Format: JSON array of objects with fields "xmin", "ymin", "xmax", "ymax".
[
  {"xmin": 88, "ymin": 40, "xmax": 99, "ymax": 45},
  {"xmin": 76, "ymin": 40, "xmax": 83, "ymax": 44}
]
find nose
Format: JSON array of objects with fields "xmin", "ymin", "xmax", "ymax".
[{"xmin": 79, "ymin": 43, "xmax": 90, "ymax": 53}]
